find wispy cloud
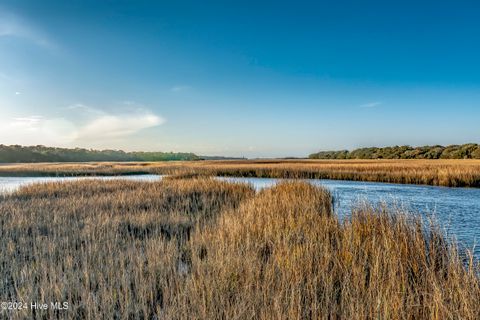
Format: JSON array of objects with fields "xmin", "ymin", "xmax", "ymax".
[
  {"xmin": 12, "ymin": 115, "xmax": 43, "ymax": 127},
  {"xmin": 170, "ymin": 85, "xmax": 191, "ymax": 93},
  {"xmin": 0, "ymin": 116, "xmax": 77, "ymax": 146},
  {"xmin": 66, "ymin": 103, "xmax": 104, "ymax": 115},
  {"xmin": 75, "ymin": 112, "xmax": 164, "ymax": 141},
  {"xmin": 360, "ymin": 101, "xmax": 383, "ymax": 108},
  {"xmin": 0, "ymin": 10, "xmax": 56, "ymax": 50},
  {"xmin": 0, "ymin": 105, "xmax": 165, "ymax": 147}
]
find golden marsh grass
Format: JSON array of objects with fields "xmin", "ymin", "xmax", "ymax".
[
  {"xmin": 2, "ymin": 159, "xmax": 480, "ymax": 187},
  {"xmin": 0, "ymin": 178, "xmax": 479, "ymax": 319}
]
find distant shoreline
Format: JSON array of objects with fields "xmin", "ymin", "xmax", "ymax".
[{"xmin": 310, "ymin": 143, "xmax": 480, "ymax": 160}]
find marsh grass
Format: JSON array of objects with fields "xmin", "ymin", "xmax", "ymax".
[
  {"xmin": 0, "ymin": 178, "xmax": 254, "ymax": 319},
  {"xmin": 179, "ymin": 182, "xmax": 480, "ymax": 319},
  {"xmin": 0, "ymin": 179, "xmax": 479, "ymax": 319},
  {"xmin": 2, "ymin": 159, "xmax": 480, "ymax": 187}
]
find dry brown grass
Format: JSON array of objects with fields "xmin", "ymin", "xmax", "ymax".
[
  {"xmin": 2, "ymin": 159, "xmax": 480, "ymax": 187},
  {"xmin": 179, "ymin": 182, "xmax": 480, "ymax": 319},
  {"xmin": 1, "ymin": 179, "xmax": 479, "ymax": 319},
  {"xmin": 0, "ymin": 178, "xmax": 254, "ymax": 319}
]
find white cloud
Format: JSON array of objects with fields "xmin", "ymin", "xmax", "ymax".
[
  {"xmin": 360, "ymin": 101, "xmax": 383, "ymax": 108},
  {"xmin": 0, "ymin": 11, "xmax": 56, "ymax": 50},
  {"xmin": 15, "ymin": 91, "xmax": 21, "ymax": 95},
  {"xmin": 66, "ymin": 103, "xmax": 104, "ymax": 115},
  {"xmin": 0, "ymin": 116, "xmax": 77, "ymax": 146},
  {"xmin": 12, "ymin": 115, "xmax": 43, "ymax": 127},
  {"xmin": 76, "ymin": 112, "xmax": 165, "ymax": 141},
  {"xmin": 0, "ymin": 106, "xmax": 165, "ymax": 147},
  {"xmin": 66, "ymin": 103, "xmax": 89, "ymax": 110}
]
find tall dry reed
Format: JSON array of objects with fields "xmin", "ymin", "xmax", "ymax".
[
  {"xmin": 0, "ymin": 179, "xmax": 478, "ymax": 319},
  {"xmin": 175, "ymin": 182, "xmax": 480, "ymax": 319},
  {"xmin": 0, "ymin": 178, "xmax": 254, "ymax": 319}
]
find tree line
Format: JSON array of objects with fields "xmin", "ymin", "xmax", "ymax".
[
  {"xmin": 0, "ymin": 145, "xmax": 200, "ymax": 163},
  {"xmin": 309, "ymin": 144, "xmax": 480, "ymax": 160}
]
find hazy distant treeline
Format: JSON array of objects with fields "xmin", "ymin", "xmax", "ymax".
[
  {"xmin": 0, "ymin": 145, "xmax": 199, "ymax": 163},
  {"xmin": 309, "ymin": 144, "xmax": 480, "ymax": 160}
]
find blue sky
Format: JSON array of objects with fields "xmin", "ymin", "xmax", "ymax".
[{"xmin": 0, "ymin": 0, "xmax": 479, "ymax": 157}]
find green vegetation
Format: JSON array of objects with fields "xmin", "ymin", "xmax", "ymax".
[
  {"xmin": 309, "ymin": 143, "xmax": 480, "ymax": 159},
  {"xmin": 0, "ymin": 144, "xmax": 199, "ymax": 163},
  {"xmin": 0, "ymin": 179, "xmax": 478, "ymax": 319}
]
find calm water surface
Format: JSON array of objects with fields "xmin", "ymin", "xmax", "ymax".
[
  {"xmin": 1, "ymin": 175, "xmax": 479, "ymax": 257},
  {"xmin": 0, "ymin": 175, "xmax": 162, "ymax": 194}
]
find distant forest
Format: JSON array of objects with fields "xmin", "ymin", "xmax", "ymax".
[
  {"xmin": 309, "ymin": 144, "xmax": 480, "ymax": 160},
  {"xmin": 0, "ymin": 145, "xmax": 199, "ymax": 163}
]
